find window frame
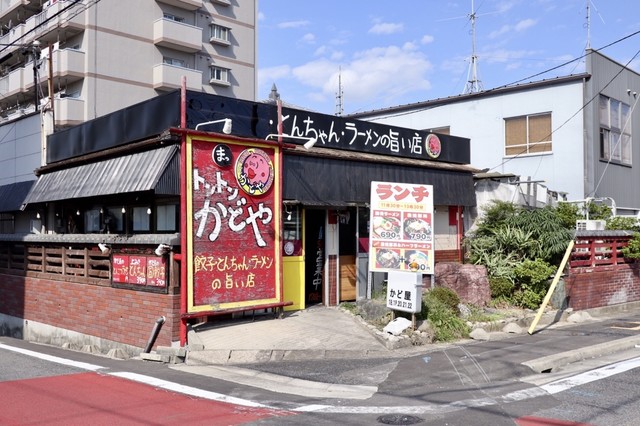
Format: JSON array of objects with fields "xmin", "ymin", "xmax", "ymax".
[
  {"xmin": 209, "ymin": 65, "xmax": 230, "ymax": 86},
  {"xmin": 504, "ymin": 112, "xmax": 552, "ymax": 157},
  {"xmin": 599, "ymin": 94, "xmax": 632, "ymax": 166},
  {"xmin": 209, "ymin": 23, "xmax": 231, "ymax": 45}
]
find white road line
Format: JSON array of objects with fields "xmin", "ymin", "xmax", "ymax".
[
  {"xmin": 541, "ymin": 356, "xmax": 640, "ymax": 395},
  {"xmin": 109, "ymin": 372, "xmax": 271, "ymax": 408},
  {"xmin": 0, "ymin": 342, "xmax": 104, "ymax": 371}
]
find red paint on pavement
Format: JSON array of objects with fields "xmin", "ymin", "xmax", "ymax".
[
  {"xmin": 0, "ymin": 372, "xmax": 292, "ymax": 425},
  {"xmin": 516, "ymin": 416, "xmax": 592, "ymax": 426}
]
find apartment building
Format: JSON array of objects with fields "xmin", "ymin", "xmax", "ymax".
[{"xmin": 0, "ymin": 0, "xmax": 256, "ymax": 228}]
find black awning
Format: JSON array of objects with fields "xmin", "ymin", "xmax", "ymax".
[
  {"xmin": 283, "ymin": 153, "xmax": 476, "ymax": 207},
  {"xmin": 24, "ymin": 145, "xmax": 179, "ymax": 205},
  {"xmin": 0, "ymin": 180, "xmax": 34, "ymax": 212}
]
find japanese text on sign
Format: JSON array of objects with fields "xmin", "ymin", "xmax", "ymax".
[{"xmin": 369, "ymin": 181, "xmax": 434, "ymax": 274}]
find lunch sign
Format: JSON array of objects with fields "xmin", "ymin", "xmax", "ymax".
[{"xmin": 369, "ymin": 181, "xmax": 434, "ymax": 274}]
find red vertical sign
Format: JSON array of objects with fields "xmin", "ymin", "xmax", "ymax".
[{"xmin": 187, "ymin": 137, "xmax": 280, "ymax": 311}]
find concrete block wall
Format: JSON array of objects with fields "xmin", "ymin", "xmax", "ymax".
[{"xmin": 0, "ymin": 274, "xmax": 180, "ymax": 350}]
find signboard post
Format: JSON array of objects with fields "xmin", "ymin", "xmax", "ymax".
[{"xmin": 185, "ymin": 136, "xmax": 282, "ymax": 313}]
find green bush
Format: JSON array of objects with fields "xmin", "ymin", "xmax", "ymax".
[
  {"xmin": 622, "ymin": 233, "xmax": 640, "ymax": 260},
  {"xmin": 607, "ymin": 216, "xmax": 640, "ymax": 232},
  {"xmin": 513, "ymin": 259, "xmax": 555, "ymax": 293},
  {"xmin": 428, "ymin": 286, "xmax": 460, "ymax": 313},
  {"xmin": 423, "ymin": 295, "xmax": 469, "ymax": 341},
  {"xmin": 512, "ymin": 288, "xmax": 543, "ymax": 310},
  {"xmin": 489, "ymin": 277, "xmax": 514, "ymax": 299}
]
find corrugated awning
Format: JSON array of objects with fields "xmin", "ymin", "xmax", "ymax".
[
  {"xmin": 24, "ymin": 145, "xmax": 179, "ymax": 205},
  {"xmin": 0, "ymin": 180, "xmax": 35, "ymax": 212}
]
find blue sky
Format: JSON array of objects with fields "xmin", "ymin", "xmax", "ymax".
[{"xmin": 257, "ymin": 0, "xmax": 640, "ymax": 115}]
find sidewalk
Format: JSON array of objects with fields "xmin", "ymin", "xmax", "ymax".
[{"xmin": 182, "ymin": 301, "xmax": 640, "ymax": 368}]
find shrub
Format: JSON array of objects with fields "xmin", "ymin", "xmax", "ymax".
[
  {"xmin": 428, "ymin": 287, "xmax": 460, "ymax": 313},
  {"xmin": 423, "ymin": 295, "xmax": 469, "ymax": 341},
  {"xmin": 513, "ymin": 259, "xmax": 555, "ymax": 293},
  {"xmin": 512, "ymin": 288, "xmax": 543, "ymax": 310},
  {"xmin": 607, "ymin": 216, "xmax": 640, "ymax": 232},
  {"xmin": 489, "ymin": 277, "xmax": 514, "ymax": 299},
  {"xmin": 622, "ymin": 233, "xmax": 640, "ymax": 260}
]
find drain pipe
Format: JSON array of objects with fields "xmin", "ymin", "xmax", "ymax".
[{"xmin": 144, "ymin": 316, "xmax": 166, "ymax": 353}]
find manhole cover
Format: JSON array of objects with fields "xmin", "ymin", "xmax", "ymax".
[{"xmin": 377, "ymin": 414, "xmax": 424, "ymax": 425}]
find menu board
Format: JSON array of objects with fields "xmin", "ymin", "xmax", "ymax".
[
  {"xmin": 112, "ymin": 254, "xmax": 166, "ymax": 288},
  {"xmin": 369, "ymin": 181, "xmax": 434, "ymax": 274}
]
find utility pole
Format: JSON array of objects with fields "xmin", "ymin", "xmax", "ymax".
[{"xmin": 30, "ymin": 40, "xmax": 41, "ymax": 112}]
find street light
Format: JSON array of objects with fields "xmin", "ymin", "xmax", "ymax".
[{"xmin": 195, "ymin": 118, "xmax": 232, "ymax": 134}]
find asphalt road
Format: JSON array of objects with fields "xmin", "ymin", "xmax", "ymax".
[{"xmin": 3, "ymin": 313, "xmax": 640, "ymax": 425}]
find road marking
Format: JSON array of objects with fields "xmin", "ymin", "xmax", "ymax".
[
  {"xmin": 540, "ymin": 356, "xmax": 640, "ymax": 394},
  {"xmin": 0, "ymin": 343, "xmax": 104, "ymax": 371},
  {"xmin": 110, "ymin": 372, "xmax": 273, "ymax": 408}
]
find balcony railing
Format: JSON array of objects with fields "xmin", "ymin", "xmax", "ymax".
[
  {"xmin": 153, "ymin": 18, "xmax": 202, "ymax": 53},
  {"xmin": 153, "ymin": 63, "xmax": 202, "ymax": 91}
]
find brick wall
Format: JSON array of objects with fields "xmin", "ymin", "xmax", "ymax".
[
  {"xmin": 0, "ymin": 274, "xmax": 180, "ymax": 349},
  {"xmin": 565, "ymin": 263, "xmax": 640, "ymax": 310},
  {"xmin": 436, "ymin": 249, "xmax": 462, "ymax": 264}
]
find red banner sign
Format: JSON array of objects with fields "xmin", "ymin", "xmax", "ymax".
[
  {"xmin": 112, "ymin": 254, "xmax": 166, "ymax": 288},
  {"xmin": 186, "ymin": 137, "xmax": 281, "ymax": 312}
]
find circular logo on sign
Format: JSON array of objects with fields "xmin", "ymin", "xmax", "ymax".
[
  {"xmin": 284, "ymin": 241, "xmax": 295, "ymax": 256},
  {"xmin": 425, "ymin": 134, "xmax": 442, "ymax": 158},
  {"xmin": 235, "ymin": 148, "xmax": 274, "ymax": 195},
  {"xmin": 212, "ymin": 144, "xmax": 232, "ymax": 167}
]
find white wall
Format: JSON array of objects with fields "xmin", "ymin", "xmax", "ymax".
[{"xmin": 367, "ymin": 82, "xmax": 586, "ymax": 201}]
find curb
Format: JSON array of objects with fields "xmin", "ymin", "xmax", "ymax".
[
  {"xmin": 186, "ymin": 348, "xmax": 396, "ymax": 365},
  {"xmin": 522, "ymin": 335, "xmax": 640, "ymax": 373}
]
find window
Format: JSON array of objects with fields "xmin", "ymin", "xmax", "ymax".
[
  {"xmin": 210, "ymin": 66, "xmax": 230, "ymax": 86},
  {"xmin": 156, "ymin": 204, "xmax": 177, "ymax": 232},
  {"xmin": 163, "ymin": 57, "xmax": 186, "ymax": 67},
  {"xmin": 427, "ymin": 126, "xmax": 450, "ymax": 135},
  {"xmin": 210, "ymin": 24, "xmax": 230, "ymax": 44},
  {"xmin": 163, "ymin": 13, "xmax": 184, "ymax": 23},
  {"xmin": 600, "ymin": 95, "xmax": 632, "ymax": 165},
  {"xmin": 504, "ymin": 113, "xmax": 552, "ymax": 156},
  {"xmin": 84, "ymin": 209, "xmax": 101, "ymax": 232},
  {"xmin": 132, "ymin": 207, "xmax": 151, "ymax": 232},
  {"xmin": 0, "ymin": 213, "xmax": 14, "ymax": 233}
]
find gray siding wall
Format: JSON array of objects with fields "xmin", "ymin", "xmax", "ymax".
[{"xmin": 585, "ymin": 51, "xmax": 640, "ymax": 211}]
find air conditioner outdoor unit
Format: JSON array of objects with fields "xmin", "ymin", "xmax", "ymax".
[{"xmin": 575, "ymin": 220, "xmax": 606, "ymax": 231}]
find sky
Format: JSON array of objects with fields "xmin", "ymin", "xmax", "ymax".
[{"xmin": 257, "ymin": 0, "xmax": 640, "ymax": 115}]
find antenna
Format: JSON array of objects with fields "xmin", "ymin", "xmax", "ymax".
[
  {"xmin": 585, "ymin": 0, "xmax": 605, "ymax": 50},
  {"xmin": 335, "ymin": 66, "xmax": 344, "ymax": 116},
  {"xmin": 463, "ymin": 0, "xmax": 483, "ymax": 94}
]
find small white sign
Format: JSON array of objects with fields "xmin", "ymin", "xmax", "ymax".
[{"xmin": 386, "ymin": 271, "xmax": 422, "ymax": 313}]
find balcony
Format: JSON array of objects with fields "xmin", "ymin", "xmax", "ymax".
[
  {"xmin": 0, "ymin": 0, "xmax": 29, "ymax": 22},
  {"xmin": 54, "ymin": 96, "xmax": 85, "ymax": 126},
  {"xmin": 0, "ymin": 65, "xmax": 25, "ymax": 98},
  {"xmin": 153, "ymin": 18, "xmax": 201, "ymax": 53},
  {"xmin": 155, "ymin": 0, "xmax": 202, "ymax": 11},
  {"xmin": 153, "ymin": 63, "xmax": 202, "ymax": 91}
]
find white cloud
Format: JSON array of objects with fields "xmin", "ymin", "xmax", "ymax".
[
  {"xmin": 421, "ymin": 35, "xmax": 435, "ymax": 45},
  {"xmin": 515, "ymin": 19, "xmax": 536, "ymax": 32},
  {"xmin": 488, "ymin": 19, "xmax": 537, "ymax": 39},
  {"xmin": 277, "ymin": 20, "xmax": 310, "ymax": 29},
  {"xmin": 258, "ymin": 65, "xmax": 292, "ymax": 88},
  {"xmin": 290, "ymin": 44, "xmax": 432, "ymax": 109},
  {"xmin": 301, "ymin": 33, "xmax": 315, "ymax": 44},
  {"xmin": 368, "ymin": 22, "xmax": 404, "ymax": 35}
]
